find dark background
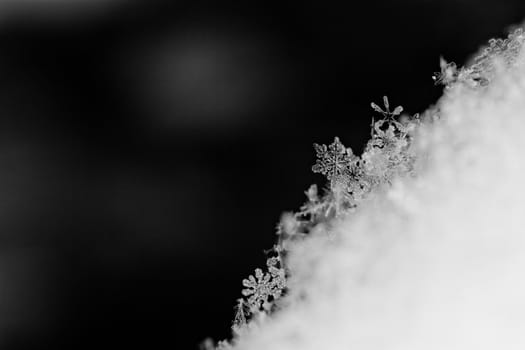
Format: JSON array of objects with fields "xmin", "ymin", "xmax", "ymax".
[{"xmin": 0, "ymin": 0, "xmax": 523, "ymax": 349}]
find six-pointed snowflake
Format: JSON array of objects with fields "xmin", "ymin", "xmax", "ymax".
[
  {"xmin": 371, "ymin": 96, "xmax": 403, "ymax": 121},
  {"xmin": 241, "ymin": 257, "xmax": 285, "ymax": 313},
  {"xmin": 312, "ymin": 137, "xmax": 358, "ymax": 181}
]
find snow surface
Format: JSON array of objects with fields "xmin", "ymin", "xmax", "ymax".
[{"xmin": 223, "ymin": 27, "xmax": 525, "ymax": 350}]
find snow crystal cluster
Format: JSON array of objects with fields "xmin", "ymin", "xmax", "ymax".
[{"xmin": 205, "ymin": 24, "xmax": 525, "ymax": 350}]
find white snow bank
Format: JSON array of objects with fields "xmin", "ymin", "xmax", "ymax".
[{"xmin": 224, "ymin": 26, "xmax": 525, "ymax": 350}]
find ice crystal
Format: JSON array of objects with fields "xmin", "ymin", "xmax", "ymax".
[
  {"xmin": 363, "ymin": 107, "xmax": 416, "ymax": 183},
  {"xmin": 224, "ymin": 96, "xmax": 419, "ymax": 343},
  {"xmin": 432, "ymin": 57, "xmax": 458, "ymax": 87},
  {"xmin": 240, "ymin": 257, "xmax": 286, "ymax": 314},
  {"xmin": 370, "ymin": 96, "xmax": 404, "ymax": 120},
  {"xmin": 296, "ymin": 184, "xmax": 329, "ymax": 220},
  {"xmin": 231, "ymin": 298, "xmax": 249, "ymax": 332},
  {"xmin": 469, "ymin": 28, "xmax": 525, "ymax": 85},
  {"xmin": 433, "ymin": 27, "xmax": 525, "ymax": 88},
  {"xmin": 312, "ymin": 137, "xmax": 358, "ymax": 183},
  {"xmin": 304, "ymin": 97, "xmax": 416, "ymax": 219},
  {"xmin": 230, "ymin": 95, "xmax": 418, "ymax": 335}
]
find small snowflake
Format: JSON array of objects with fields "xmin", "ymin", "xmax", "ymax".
[
  {"xmin": 297, "ymin": 184, "xmax": 326, "ymax": 220},
  {"xmin": 232, "ymin": 298, "xmax": 249, "ymax": 331},
  {"xmin": 241, "ymin": 257, "xmax": 286, "ymax": 313},
  {"xmin": 370, "ymin": 120, "xmax": 403, "ymax": 149},
  {"xmin": 312, "ymin": 137, "xmax": 358, "ymax": 181},
  {"xmin": 371, "ymin": 96, "xmax": 403, "ymax": 120},
  {"xmin": 432, "ymin": 57, "xmax": 458, "ymax": 87},
  {"xmin": 466, "ymin": 27, "xmax": 525, "ymax": 87}
]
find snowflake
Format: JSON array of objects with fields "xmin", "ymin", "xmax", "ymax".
[
  {"xmin": 432, "ymin": 57, "xmax": 458, "ymax": 87},
  {"xmin": 312, "ymin": 137, "xmax": 358, "ymax": 181},
  {"xmin": 241, "ymin": 257, "xmax": 286, "ymax": 313},
  {"xmin": 297, "ymin": 184, "xmax": 326, "ymax": 220},
  {"xmin": 370, "ymin": 120, "xmax": 398, "ymax": 147},
  {"xmin": 460, "ymin": 27, "xmax": 525, "ymax": 87},
  {"xmin": 232, "ymin": 298, "xmax": 249, "ymax": 331},
  {"xmin": 370, "ymin": 96, "xmax": 403, "ymax": 121}
]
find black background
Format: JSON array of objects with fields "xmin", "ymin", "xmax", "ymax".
[{"xmin": 0, "ymin": 0, "xmax": 523, "ymax": 349}]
